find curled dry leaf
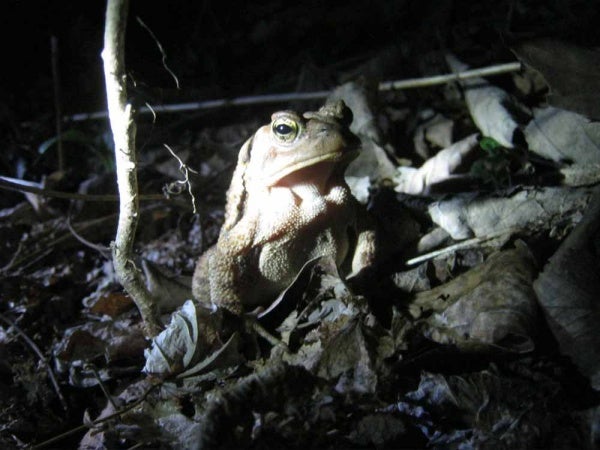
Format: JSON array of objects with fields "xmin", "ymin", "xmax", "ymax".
[
  {"xmin": 408, "ymin": 243, "xmax": 538, "ymax": 353},
  {"xmin": 534, "ymin": 188, "xmax": 600, "ymax": 389},
  {"xmin": 345, "ymin": 175, "xmax": 371, "ymax": 204},
  {"xmin": 395, "ymin": 133, "xmax": 479, "ymax": 195},
  {"xmin": 143, "ymin": 300, "xmax": 242, "ymax": 378},
  {"xmin": 429, "ymin": 186, "xmax": 593, "ymax": 240},
  {"xmin": 446, "ymin": 54, "xmax": 528, "ymax": 148}
]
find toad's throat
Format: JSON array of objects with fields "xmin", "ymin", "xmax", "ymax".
[{"xmin": 264, "ymin": 150, "xmax": 356, "ymax": 187}]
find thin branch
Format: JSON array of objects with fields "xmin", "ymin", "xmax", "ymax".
[
  {"xmin": 136, "ymin": 17, "xmax": 180, "ymax": 89},
  {"xmin": 163, "ymin": 144, "xmax": 197, "ymax": 213},
  {"xmin": 406, "ymin": 229, "xmax": 514, "ymax": 266},
  {"xmin": 68, "ymin": 90, "xmax": 330, "ymax": 121},
  {"xmin": 85, "ymin": 363, "xmax": 119, "ymax": 411},
  {"xmin": 378, "ymin": 61, "xmax": 521, "ymax": 90},
  {"xmin": 66, "ymin": 61, "xmax": 521, "ymax": 122},
  {"xmin": 66, "ymin": 212, "xmax": 112, "ymax": 255},
  {"xmin": 1, "ymin": 214, "xmax": 117, "ymax": 274},
  {"xmin": 30, "ymin": 382, "xmax": 159, "ymax": 449},
  {"xmin": 0, "ymin": 175, "xmax": 165, "ymax": 202},
  {"xmin": 103, "ymin": 0, "xmax": 162, "ymax": 337},
  {"xmin": 0, "ymin": 313, "xmax": 68, "ymax": 413}
]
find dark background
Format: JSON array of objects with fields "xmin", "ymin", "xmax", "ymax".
[{"xmin": 3, "ymin": 0, "xmax": 599, "ymax": 120}]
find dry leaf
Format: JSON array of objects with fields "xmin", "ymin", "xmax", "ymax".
[
  {"xmin": 534, "ymin": 188, "xmax": 600, "ymax": 389},
  {"xmin": 409, "ymin": 243, "xmax": 538, "ymax": 353},
  {"xmin": 273, "ymin": 256, "xmax": 388, "ymax": 394},
  {"xmin": 446, "ymin": 54, "xmax": 528, "ymax": 148},
  {"xmin": 524, "ymin": 107, "xmax": 600, "ymax": 164},
  {"xmin": 413, "ymin": 111, "xmax": 454, "ymax": 159},
  {"xmin": 142, "ymin": 300, "xmax": 236, "ymax": 377},
  {"xmin": 395, "ymin": 133, "xmax": 478, "ymax": 195},
  {"xmin": 429, "ymin": 187, "xmax": 593, "ymax": 240},
  {"xmin": 54, "ymin": 319, "xmax": 147, "ymax": 387}
]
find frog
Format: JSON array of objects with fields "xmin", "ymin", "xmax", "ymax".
[{"xmin": 192, "ymin": 100, "xmax": 376, "ymax": 315}]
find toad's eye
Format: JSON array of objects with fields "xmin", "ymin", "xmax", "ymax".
[{"xmin": 272, "ymin": 117, "xmax": 299, "ymax": 143}]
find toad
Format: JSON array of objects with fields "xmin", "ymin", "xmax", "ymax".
[{"xmin": 192, "ymin": 100, "xmax": 376, "ymax": 315}]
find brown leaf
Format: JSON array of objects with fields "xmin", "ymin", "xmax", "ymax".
[
  {"xmin": 534, "ymin": 187, "xmax": 600, "ymax": 389},
  {"xmin": 89, "ymin": 291, "xmax": 134, "ymax": 317},
  {"xmin": 409, "ymin": 243, "xmax": 538, "ymax": 353}
]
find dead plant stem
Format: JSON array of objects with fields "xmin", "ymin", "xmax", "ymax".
[{"xmin": 102, "ymin": 0, "xmax": 162, "ymax": 337}]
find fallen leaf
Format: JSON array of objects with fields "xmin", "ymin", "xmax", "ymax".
[
  {"xmin": 272, "ymin": 256, "xmax": 388, "ymax": 394},
  {"xmin": 395, "ymin": 133, "xmax": 479, "ymax": 195},
  {"xmin": 409, "ymin": 243, "xmax": 538, "ymax": 353},
  {"xmin": 446, "ymin": 54, "xmax": 529, "ymax": 148},
  {"xmin": 142, "ymin": 300, "xmax": 238, "ymax": 378},
  {"xmin": 534, "ymin": 188, "xmax": 600, "ymax": 389},
  {"xmin": 429, "ymin": 186, "xmax": 593, "ymax": 240},
  {"xmin": 413, "ymin": 111, "xmax": 454, "ymax": 159},
  {"xmin": 54, "ymin": 319, "xmax": 147, "ymax": 386},
  {"xmin": 524, "ymin": 106, "xmax": 600, "ymax": 164},
  {"xmin": 89, "ymin": 291, "xmax": 134, "ymax": 317}
]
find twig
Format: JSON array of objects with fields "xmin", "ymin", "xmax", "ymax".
[
  {"xmin": 85, "ymin": 363, "xmax": 119, "ymax": 411},
  {"xmin": 1, "ymin": 214, "xmax": 117, "ymax": 273},
  {"xmin": 136, "ymin": 17, "xmax": 180, "ymax": 89},
  {"xmin": 1, "ymin": 243, "xmax": 52, "ymax": 274},
  {"xmin": 406, "ymin": 229, "xmax": 514, "ymax": 266},
  {"xmin": 103, "ymin": 0, "xmax": 162, "ymax": 337},
  {"xmin": 29, "ymin": 382, "xmax": 159, "ymax": 449},
  {"xmin": 50, "ymin": 36, "xmax": 64, "ymax": 172},
  {"xmin": 378, "ymin": 61, "xmax": 521, "ymax": 90},
  {"xmin": 0, "ymin": 175, "xmax": 165, "ymax": 202},
  {"xmin": 163, "ymin": 144, "xmax": 198, "ymax": 213},
  {"xmin": 0, "ymin": 313, "xmax": 68, "ymax": 413},
  {"xmin": 68, "ymin": 90, "xmax": 331, "ymax": 121},
  {"xmin": 66, "ymin": 212, "xmax": 111, "ymax": 256},
  {"xmin": 248, "ymin": 318, "xmax": 288, "ymax": 351},
  {"xmin": 66, "ymin": 61, "xmax": 521, "ymax": 122},
  {"xmin": 0, "ymin": 241, "xmax": 25, "ymax": 273}
]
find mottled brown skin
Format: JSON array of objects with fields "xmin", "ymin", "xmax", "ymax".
[{"xmin": 192, "ymin": 100, "xmax": 376, "ymax": 315}]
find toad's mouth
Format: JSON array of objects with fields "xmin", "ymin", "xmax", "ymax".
[{"xmin": 265, "ymin": 149, "xmax": 358, "ymax": 187}]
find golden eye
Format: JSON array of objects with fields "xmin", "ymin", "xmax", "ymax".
[{"xmin": 272, "ymin": 117, "xmax": 299, "ymax": 143}]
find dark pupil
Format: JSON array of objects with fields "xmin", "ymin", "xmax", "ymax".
[{"xmin": 275, "ymin": 123, "xmax": 293, "ymax": 135}]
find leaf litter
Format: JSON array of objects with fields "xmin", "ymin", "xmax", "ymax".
[{"xmin": 3, "ymin": 6, "xmax": 600, "ymax": 448}]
